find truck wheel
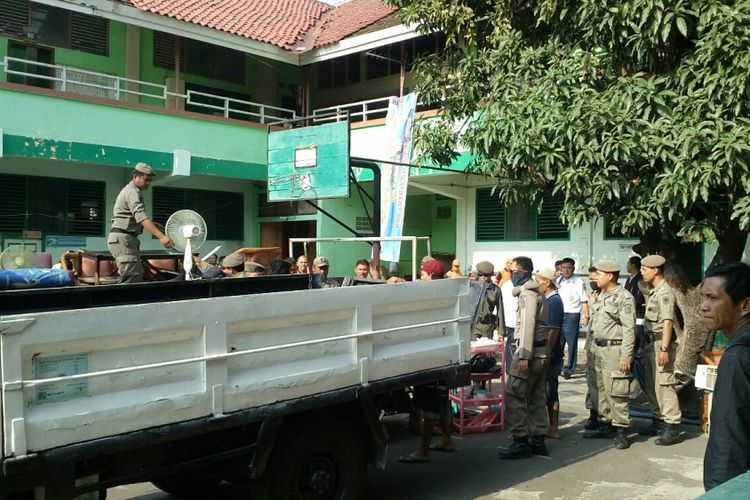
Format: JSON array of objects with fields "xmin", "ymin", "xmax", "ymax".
[
  {"xmin": 260, "ymin": 419, "xmax": 366, "ymax": 500},
  {"xmin": 151, "ymin": 474, "xmax": 220, "ymax": 498}
]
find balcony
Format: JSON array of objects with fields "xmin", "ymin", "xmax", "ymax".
[{"xmin": 0, "ymin": 56, "xmax": 296, "ymax": 125}]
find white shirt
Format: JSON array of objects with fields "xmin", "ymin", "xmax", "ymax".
[
  {"xmin": 556, "ymin": 275, "xmax": 588, "ymax": 313},
  {"xmin": 500, "ymin": 280, "xmax": 517, "ymax": 329}
]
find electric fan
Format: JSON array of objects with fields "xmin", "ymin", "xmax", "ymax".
[
  {"xmin": 0, "ymin": 245, "xmax": 37, "ymax": 270},
  {"xmin": 164, "ymin": 209, "xmax": 208, "ymax": 280}
]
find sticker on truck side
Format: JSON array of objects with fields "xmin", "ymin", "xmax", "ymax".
[{"xmin": 34, "ymin": 353, "xmax": 89, "ymax": 403}]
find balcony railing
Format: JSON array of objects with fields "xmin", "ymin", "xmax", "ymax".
[
  {"xmin": 312, "ymin": 96, "xmax": 392, "ymax": 123},
  {"xmin": 0, "ymin": 56, "xmax": 296, "ymax": 124}
]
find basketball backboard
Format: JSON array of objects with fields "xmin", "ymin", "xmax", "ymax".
[{"xmin": 267, "ymin": 121, "xmax": 350, "ymax": 201}]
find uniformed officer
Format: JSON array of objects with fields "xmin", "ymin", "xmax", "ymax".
[
  {"xmin": 473, "ymin": 261, "xmax": 505, "ymax": 340},
  {"xmin": 641, "ymin": 254, "xmax": 682, "ymax": 445},
  {"xmin": 108, "ymin": 163, "xmax": 173, "ymax": 283},
  {"xmin": 582, "ymin": 261, "xmax": 636, "ymax": 449},
  {"xmin": 584, "ymin": 266, "xmax": 602, "ymax": 431},
  {"xmin": 499, "ymin": 256, "xmax": 549, "ymax": 459}
]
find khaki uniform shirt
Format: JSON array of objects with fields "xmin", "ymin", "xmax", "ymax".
[
  {"xmin": 643, "ymin": 279, "xmax": 676, "ymax": 339},
  {"xmin": 585, "ymin": 291, "xmax": 599, "ymax": 351},
  {"xmin": 592, "ymin": 285, "xmax": 637, "ymax": 363},
  {"xmin": 473, "ymin": 283, "xmax": 505, "ymax": 336},
  {"xmin": 111, "ymin": 181, "xmax": 148, "ymax": 234},
  {"xmin": 513, "ymin": 280, "xmax": 549, "ymax": 360}
]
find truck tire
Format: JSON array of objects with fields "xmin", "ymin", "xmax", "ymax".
[
  {"xmin": 259, "ymin": 418, "xmax": 366, "ymax": 500},
  {"xmin": 150, "ymin": 475, "xmax": 220, "ymax": 498}
]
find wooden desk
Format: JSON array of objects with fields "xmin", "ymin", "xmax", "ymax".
[{"xmin": 76, "ymin": 250, "xmax": 183, "ymax": 285}]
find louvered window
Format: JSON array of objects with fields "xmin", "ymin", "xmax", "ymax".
[
  {"xmin": 70, "ymin": 12, "xmax": 108, "ymax": 56},
  {"xmin": 0, "ymin": 0, "xmax": 28, "ymax": 37},
  {"xmin": 0, "ymin": 1, "xmax": 108, "ymax": 55},
  {"xmin": 0, "ymin": 174, "xmax": 104, "ymax": 236},
  {"xmin": 153, "ymin": 187, "xmax": 244, "ymax": 240},
  {"xmin": 153, "ymin": 31, "xmax": 244, "ymax": 84},
  {"xmin": 475, "ymin": 188, "xmax": 569, "ymax": 241}
]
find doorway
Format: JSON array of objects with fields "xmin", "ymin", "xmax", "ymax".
[{"xmin": 260, "ymin": 220, "xmax": 316, "ymax": 260}]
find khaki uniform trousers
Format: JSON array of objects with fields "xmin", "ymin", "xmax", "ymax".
[
  {"xmin": 107, "ymin": 233, "xmax": 143, "ymax": 283},
  {"xmin": 585, "ymin": 348, "xmax": 599, "ymax": 411},
  {"xmin": 506, "ymin": 357, "xmax": 549, "ymax": 439},
  {"xmin": 643, "ymin": 340, "xmax": 681, "ymax": 425},
  {"xmin": 593, "ymin": 344, "xmax": 631, "ymax": 427}
]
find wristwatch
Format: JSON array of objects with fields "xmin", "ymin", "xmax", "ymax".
[{"xmin": 659, "ymin": 346, "xmax": 668, "ymax": 352}]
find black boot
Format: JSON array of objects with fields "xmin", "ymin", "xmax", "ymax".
[
  {"xmin": 499, "ymin": 437, "xmax": 532, "ymax": 459},
  {"xmin": 583, "ymin": 422, "xmax": 615, "ymax": 439},
  {"xmin": 639, "ymin": 418, "xmax": 662, "ymax": 436},
  {"xmin": 614, "ymin": 427, "xmax": 630, "ymax": 450},
  {"xmin": 584, "ymin": 410, "xmax": 599, "ymax": 430},
  {"xmin": 655, "ymin": 424, "xmax": 681, "ymax": 446},
  {"xmin": 531, "ymin": 435, "xmax": 549, "ymax": 456}
]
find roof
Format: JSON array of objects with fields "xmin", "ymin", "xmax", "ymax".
[
  {"xmin": 313, "ymin": 0, "xmax": 399, "ymax": 48},
  {"xmin": 125, "ymin": 0, "xmax": 399, "ymax": 52},
  {"xmin": 130, "ymin": 0, "xmax": 331, "ymax": 50}
]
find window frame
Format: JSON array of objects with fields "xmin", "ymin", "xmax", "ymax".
[{"xmin": 475, "ymin": 187, "xmax": 570, "ymax": 242}]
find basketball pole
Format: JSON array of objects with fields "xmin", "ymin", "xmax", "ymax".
[{"xmin": 351, "ymin": 159, "xmax": 381, "ymax": 279}]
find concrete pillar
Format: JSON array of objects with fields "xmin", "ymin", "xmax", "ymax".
[{"xmin": 124, "ymin": 25, "xmax": 141, "ymax": 103}]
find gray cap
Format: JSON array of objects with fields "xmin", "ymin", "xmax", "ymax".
[
  {"xmin": 222, "ymin": 252, "xmax": 244, "ymax": 268},
  {"xmin": 134, "ymin": 162, "xmax": 155, "ymax": 176},
  {"xmin": 476, "ymin": 261, "xmax": 494, "ymax": 275},
  {"xmin": 594, "ymin": 260, "xmax": 620, "ymax": 273},
  {"xmin": 313, "ymin": 256, "xmax": 330, "ymax": 268},
  {"xmin": 641, "ymin": 255, "xmax": 666, "ymax": 267},
  {"xmin": 533, "ymin": 267, "xmax": 557, "ymax": 283}
]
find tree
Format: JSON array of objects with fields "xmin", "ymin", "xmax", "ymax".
[{"xmin": 387, "ymin": 0, "xmax": 750, "ymax": 374}]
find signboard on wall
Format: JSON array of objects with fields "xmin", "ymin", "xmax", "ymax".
[{"xmin": 45, "ymin": 235, "xmax": 87, "ymax": 248}]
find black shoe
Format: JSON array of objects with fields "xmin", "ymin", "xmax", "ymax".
[
  {"xmin": 563, "ymin": 372, "xmax": 572, "ymax": 379},
  {"xmin": 499, "ymin": 438, "xmax": 532, "ymax": 459},
  {"xmin": 531, "ymin": 435, "xmax": 549, "ymax": 456},
  {"xmin": 584, "ymin": 410, "xmax": 599, "ymax": 431},
  {"xmin": 655, "ymin": 424, "xmax": 681, "ymax": 446},
  {"xmin": 583, "ymin": 423, "xmax": 615, "ymax": 439},
  {"xmin": 614, "ymin": 428, "xmax": 630, "ymax": 449},
  {"xmin": 639, "ymin": 419, "xmax": 662, "ymax": 436}
]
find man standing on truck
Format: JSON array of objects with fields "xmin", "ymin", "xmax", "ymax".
[
  {"xmin": 108, "ymin": 163, "xmax": 173, "ymax": 283},
  {"xmin": 499, "ymin": 256, "xmax": 550, "ymax": 459}
]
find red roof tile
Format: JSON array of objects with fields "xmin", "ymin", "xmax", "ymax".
[
  {"xmin": 130, "ymin": 0, "xmax": 331, "ymax": 50},
  {"xmin": 313, "ymin": 0, "xmax": 398, "ymax": 48}
]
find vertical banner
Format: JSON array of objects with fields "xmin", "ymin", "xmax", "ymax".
[{"xmin": 380, "ymin": 92, "xmax": 418, "ymax": 262}]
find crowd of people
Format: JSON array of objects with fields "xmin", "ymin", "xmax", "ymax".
[{"xmin": 386, "ymin": 253, "xmax": 750, "ymax": 493}]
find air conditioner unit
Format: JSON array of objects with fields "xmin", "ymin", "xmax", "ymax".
[{"xmin": 695, "ymin": 364, "xmax": 718, "ymax": 391}]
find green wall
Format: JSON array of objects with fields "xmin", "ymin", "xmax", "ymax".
[
  {"xmin": 316, "ymin": 190, "xmax": 456, "ymax": 279},
  {"xmin": 0, "ymin": 86, "xmax": 268, "ymax": 178}
]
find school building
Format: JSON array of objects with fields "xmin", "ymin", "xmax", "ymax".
[{"xmin": 0, "ymin": 0, "xmax": 733, "ymax": 280}]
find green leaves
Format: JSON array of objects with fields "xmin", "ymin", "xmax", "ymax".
[{"xmin": 398, "ymin": 0, "xmax": 750, "ymax": 246}]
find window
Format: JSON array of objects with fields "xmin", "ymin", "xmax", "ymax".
[
  {"xmin": 184, "ymin": 82, "xmax": 253, "ymax": 119},
  {"xmin": 153, "ymin": 187, "xmax": 244, "ymax": 240},
  {"xmin": 0, "ymin": 1, "xmax": 108, "ymax": 55},
  {"xmin": 317, "ymin": 53, "xmax": 360, "ymax": 89},
  {"xmin": 0, "ymin": 174, "xmax": 105, "ymax": 236},
  {"xmin": 153, "ymin": 31, "xmax": 245, "ymax": 84},
  {"xmin": 475, "ymin": 187, "xmax": 569, "ymax": 241}
]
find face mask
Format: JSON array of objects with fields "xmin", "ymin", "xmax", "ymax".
[
  {"xmin": 590, "ymin": 282, "xmax": 599, "ymax": 292},
  {"xmin": 511, "ymin": 271, "xmax": 529, "ymax": 287}
]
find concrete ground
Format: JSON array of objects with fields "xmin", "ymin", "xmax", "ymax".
[{"xmin": 109, "ymin": 360, "xmax": 707, "ymax": 500}]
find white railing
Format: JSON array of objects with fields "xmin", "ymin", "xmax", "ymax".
[
  {"xmin": 312, "ymin": 96, "xmax": 392, "ymax": 123},
  {"xmin": 0, "ymin": 56, "xmax": 296, "ymax": 124}
]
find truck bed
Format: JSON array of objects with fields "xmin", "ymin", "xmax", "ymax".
[{"xmin": 1, "ymin": 278, "xmax": 471, "ymax": 459}]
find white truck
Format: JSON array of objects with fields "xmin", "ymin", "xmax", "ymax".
[{"xmin": 0, "ymin": 276, "xmax": 472, "ymax": 499}]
